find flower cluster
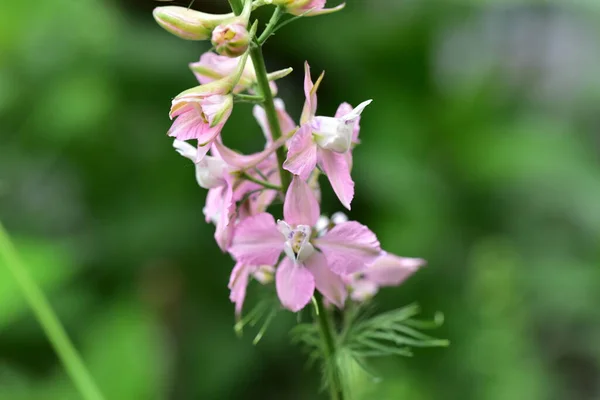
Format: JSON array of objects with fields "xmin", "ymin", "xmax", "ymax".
[{"xmin": 153, "ymin": 0, "xmax": 425, "ymax": 318}]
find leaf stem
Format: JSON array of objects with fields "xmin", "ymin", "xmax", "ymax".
[
  {"xmin": 0, "ymin": 221, "xmax": 104, "ymax": 400},
  {"xmin": 249, "ymin": 34, "xmax": 292, "ymax": 191},
  {"xmin": 314, "ymin": 294, "xmax": 345, "ymax": 400}
]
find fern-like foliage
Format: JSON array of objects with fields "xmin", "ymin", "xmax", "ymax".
[{"xmin": 291, "ymin": 302, "xmax": 448, "ymax": 398}]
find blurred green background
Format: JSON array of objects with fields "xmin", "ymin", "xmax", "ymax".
[{"xmin": 2, "ymin": 0, "xmax": 600, "ymax": 398}]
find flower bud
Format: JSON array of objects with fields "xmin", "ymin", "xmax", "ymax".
[
  {"xmin": 211, "ymin": 22, "xmax": 250, "ymax": 58},
  {"xmin": 152, "ymin": 6, "xmax": 234, "ymax": 40}
]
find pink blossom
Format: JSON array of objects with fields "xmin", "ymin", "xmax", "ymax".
[
  {"xmin": 229, "ymin": 176, "xmax": 381, "ymax": 312},
  {"xmin": 174, "ymin": 140, "xmax": 279, "ymax": 251},
  {"xmin": 169, "ymin": 87, "xmax": 233, "ymax": 162},
  {"xmin": 347, "ymin": 252, "xmax": 425, "ymax": 302},
  {"xmin": 284, "ymin": 63, "xmax": 371, "ymax": 209},
  {"xmin": 190, "ymin": 52, "xmax": 280, "ymax": 94}
]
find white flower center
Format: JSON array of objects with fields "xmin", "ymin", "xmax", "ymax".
[
  {"xmin": 312, "ymin": 116, "xmax": 354, "ymax": 153},
  {"xmin": 278, "ymin": 221, "xmax": 315, "ymax": 263}
]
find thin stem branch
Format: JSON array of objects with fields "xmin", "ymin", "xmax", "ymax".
[
  {"xmin": 241, "ymin": 172, "xmax": 282, "ymax": 191},
  {"xmin": 234, "ymin": 94, "xmax": 264, "ymax": 104},
  {"xmin": 0, "ymin": 221, "xmax": 104, "ymax": 400},
  {"xmin": 249, "ymin": 40, "xmax": 291, "ymax": 190},
  {"xmin": 315, "ymin": 294, "xmax": 345, "ymax": 400},
  {"xmin": 258, "ymin": 6, "xmax": 283, "ymax": 45}
]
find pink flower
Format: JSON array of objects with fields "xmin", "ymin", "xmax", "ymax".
[
  {"xmin": 190, "ymin": 52, "xmax": 289, "ymax": 94},
  {"xmin": 283, "ymin": 63, "xmax": 371, "ymax": 209},
  {"xmin": 173, "ymin": 140, "xmax": 279, "ymax": 251},
  {"xmin": 211, "ymin": 22, "xmax": 250, "ymax": 58},
  {"xmin": 229, "ymin": 176, "xmax": 381, "ymax": 312},
  {"xmin": 168, "ymin": 83, "xmax": 234, "ymax": 162},
  {"xmin": 347, "ymin": 253, "xmax": 425, "ymax": 302},
  {"xmin": 272, "ymin": 0, "xmax": 346, "ymax": 17}
]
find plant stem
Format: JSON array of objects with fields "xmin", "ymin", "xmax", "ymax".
[
  {"xmin": 315, "ymin": 294, "xmax": 345, "ymax": 400},
  {"xmin": 229, "ymin": 0, "xmax": 243, "ymax": 15},
  {"xmin": 241, "ymin": 172, "xmax": 282, "ymax": 191},
  {"xmin": 234, "ymin": 93, "xmax": 264, "ymax": 104},
  {"xmin": 249, "ymin": 41, "xmax": 292, "ymax": 191},
  {"xmin": 0, "ymin": 222, "xmax": 104, "ymax": 400},
  {"xmin": 258, "ymin": 6, "xmax": 283, "ymax": 45}
]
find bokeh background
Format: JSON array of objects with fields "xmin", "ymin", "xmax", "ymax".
[{"xmin": 2, "ymin": 0, "xmax": 600, "ymax": 398}]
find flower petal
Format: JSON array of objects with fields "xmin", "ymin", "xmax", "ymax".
[
  {"xmin": 283, "ymin": 125, "xmax": 317, "ymax": 180},
  {"xmin": 214, "ymin": 182, "xmax": 235, "ymax": 252},
  {"xmin": 276, "ymin": 258, "xmax": 315, "ymax": 312},
  {"xmin": 229, "ymin": 213, "xmax": 283, "ymax": 265},
  {"xmin": 305, "ymin": 252, "xmax": 347, "ymax": 308},
  {"xmin": 173, "ymin": 139, "xmax": 197, "ymax": 161},
  {"xmin": 228, "ymin": 262, "xmax": 250, "ymax": 316},
  {"xmin": 300, "ymin": 63, "xmax": 324, "ymax": 124},
  {"xmin": 313, "ymin": 221, "xmax": 381, "ymax": 275},
  {"xmin": 318, "ymin": 148, "xmax": 354, "ymax": 210},
  {"xmin": 203, "ymin": 186, "xmax": 224, "ymax": 223},
  {"xmin": 365, "ymin": 253, "xmax": 425, "ymax": 287},
  {"xmin": 335, "ymin": 102, "xmax": 361, "ymax": 144},
  {"xmin": 253, "ymin": 98, "xmax": 297, "ymax": 144},
  {"xmin": 284, "ymin": 175, "xmax": 320, "ymax": 227}
]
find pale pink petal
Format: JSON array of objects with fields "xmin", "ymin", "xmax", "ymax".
[
  {"xmin": 275, "ymin": 98, "xmax": 297, "ymax": 135},
  {"xmin": 214, "ymin": 182, "xmax": 235, "ymax": 252},
  {"xmin": 318, "ymin": 148, "xmax": 354, "ymax": 210},
  {"xmin": 350, "ymin": 279, "xmax": 378, "ymax": 302},
  {"xmin": 203, "ymin": 186, "xmax": 225, "ymax": 223},
  {"xmin": 313, "ymin": 221, "xmax": 381, "ymax": 275},
  {"xmin": 190, "ymin": 53, "xmax": 238, "ymax": 85},
  {"xmin": 283, "ymin": 125, "xmax": 317, "ymax": 180},
  {"xmin": 276, "ymin": 258, "xmax": 315, "ymax": 312},
  {"xmin": 300, "ymin": 62, "xmax": 317, "ymax": 124},
  {"xmin": 228, "ymin": 262, "xmax": 250, "ymax": 316},
  {"xmin": 253, "ymin": 99, "xmax": 297, "ymax": 144},
  {"xmin": 213, "ymin": 139, "xmax": 283, "ymax": 170},
  {"xmin": 335, "ymin": 102, "xmax": 362, "ymax": 143},
  {"xmin": 284, "ymin": 175, "xmax": 320, "ymax": 227},
  {"xmin": 229, "ymin": 213, "xmax": 284, "ymax": 265},
  {"xmin": 304, "ymin": 3, "xmax": 346, "ymax": 16},
  {"xmin": 305, "ymin": 252, "xmax": 347, "ymax": 308},
  {"xmin": 365, "ymin": 253, "xmax": 425, "ymax": 287}
]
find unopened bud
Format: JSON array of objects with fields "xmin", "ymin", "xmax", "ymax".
[
  {"xmin": 153, "ymin": 6, "xmax": 234, "ymax": 40},
  {"xmin": 211, "ymin": 22, "xmax": 250, "ymax": 58}
]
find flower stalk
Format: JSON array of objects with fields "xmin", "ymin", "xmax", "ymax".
[
  {"xmin": 315, "ymin": 294, "xmax": 345, "ymax": 400},
  {"xmin": 249, "ymin": 39, "xmax": 292, "ymax": 190},
  {"xmin": 0, "ymin": 221, "xmax": 104, "ymax": 400}
]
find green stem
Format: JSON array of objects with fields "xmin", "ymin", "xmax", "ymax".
[
  {"xmin": 315, "ymin": 295, "xmax": 344, "ymax": 400},
  {"xmin": 228, "ymin": 0, "xmax": 243, "ymax": 15},
  {"xmin": 241, "ymin": 172, "xmax": 282, "ymax": 191},
  {"xmin": 258, "ymin": 6, "xmax": 283, "ymax": 45},
  {"xmin": 249, "ymin": 42, "xmax": 292, "ymax": 191},
  {"xmin": 0, "ymin": 222, "xmax": 104, "ymax": 400},
  {"xmin": 234, "ymin": 93, "xmax": 264, "ymax": 104}
]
